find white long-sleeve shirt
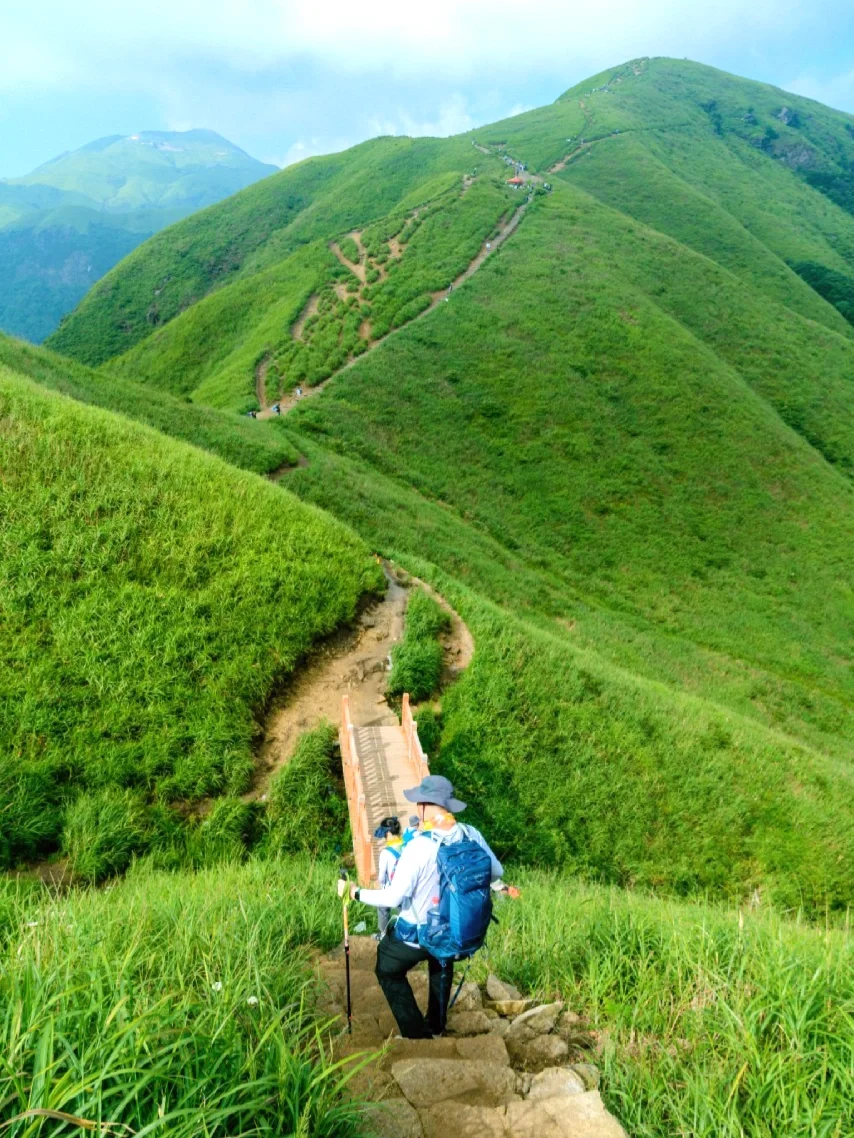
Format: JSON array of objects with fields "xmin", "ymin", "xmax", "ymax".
[{"xmin": 359, "ymin": 823, "xmax": 503, "ymax": 938}]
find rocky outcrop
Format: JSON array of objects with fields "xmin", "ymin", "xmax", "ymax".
[{"xmin": 314, "ymin": 936, "xmax": 627, "ymax": 1137}]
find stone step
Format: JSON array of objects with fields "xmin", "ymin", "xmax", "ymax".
[
  {"xmin": 316, "ymin": 944, "xmax": 628, "ymax": 1138},
  {"xmin": 391, "ymin": 1057, "xmax": 521, "ymax": 1109}
]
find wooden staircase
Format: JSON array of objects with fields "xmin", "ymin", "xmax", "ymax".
[{"xmin": 340, "ymin": 693, "xmax": 429, "ymax": 883}]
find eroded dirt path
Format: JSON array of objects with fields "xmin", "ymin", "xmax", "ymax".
[
  {"xmin": 255, "ymin": 353, "xmax": 271, "ymax": 411},
  {"xmin": 245, "ymin": 563, "xmax": 473, "ymax": 797},
  {"xmin": 330, "ymin": 232, "xmax": 368, "ymax": 283},
  {"xmin": 292, "ymin": 293, "xmax": 320, "ymax": 341}
]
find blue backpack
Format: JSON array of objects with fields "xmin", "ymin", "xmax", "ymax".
[{"xmin": 418, "ymin": 827, "xmax": 494, "ymax": 961}]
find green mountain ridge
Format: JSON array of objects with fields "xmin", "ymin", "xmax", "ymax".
[
  {"xmin": 9, "ymin": 56, "xmax": 854, "ymax": 909},
  {"xmin": 0, "ymin": 129, "xmax": 278, "ymax": 343}
]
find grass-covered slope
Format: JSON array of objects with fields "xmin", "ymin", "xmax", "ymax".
[
  {"xmin": 36, "ymin": 58, "xmax": 854, "ymax": 908},
  {"xmin": 0, "ymin": 859, "xmax": 362, "ymax": 1138},
  {"xmin": 0, "ymin": 369, "xmax": 381, "ymax": 866},
  {"xmin": 103, "ymin": 174, "xmax": 517, "ymax": 412},
  {"xmin": 47, "ymin": 135, "xmax": 487, "ymax": 366},
  {"xmin": 479, "ymin": 57, "xmax": 854, "ymax": 329},
  {"xmin": 278, "ymin": 184, "xmax": 854, "ymax": 908},
  {"xmin": 0, "ymin": 333, "xmax": 299, "ymax": 474}
]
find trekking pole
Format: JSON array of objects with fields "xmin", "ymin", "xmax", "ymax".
[
  {"xmin": 448, "ymin": 961, "xmax": 471, "ymax": 1012},
  {"xmin": 337, "ymin": 869, "xmax": 353, "ymax": 1033}
]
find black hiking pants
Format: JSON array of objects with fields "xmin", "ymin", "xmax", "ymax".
[{"xmin": 375, "ymin": 934, "xmax": 453, "ymax": 1039}]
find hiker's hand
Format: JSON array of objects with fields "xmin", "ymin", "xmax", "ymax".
[
  {"xmin": 505, "ymin": 885, "xmax": 521, "ymax": 900},
  {"xmin": 337, "ymin": 879, "xmax": 346, "ymax": 899},
  {"xmin": 349, "ymin": 883, "xmax": 360, "ymax": 901}
]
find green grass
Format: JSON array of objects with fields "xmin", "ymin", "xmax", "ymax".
[
  {"xmin": 261, "ymin": 724, "xmax": 349, "ymax": 858},
  {"xmin": 98, "ymin": 176, "xmax": 513, "ymax": 412},
  {"xmin": 286, "ymin": 188, "xmax": 854, "ymax": 710},
  {"xmin": 0, "ymin": 369, "xmax": 381, "ymax": 865},
  {"xmin": 434, "ymin": 592, "xmax": 854, "ymax": 912},
  {"xmin": 0, "ymin": 333, "xmax": 299, "ymax": 473},
  {"xmin": 0, "ymin": 857, "xmax": 367, "ymax": 1137},
  {"xmin": 466, "ymin": 869, "xmax": 854, "ymax": 1138},
  {"xmin": 387, "ymin": 590, "xmax": 450, "ymax": 702},
  {"xmin": 5, "ymin": 855, "xmax": 851, "ymax": 1138}
]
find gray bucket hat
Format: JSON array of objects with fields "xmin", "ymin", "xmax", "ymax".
[{"xmin": 403, "ymin": 774, "xmax": 466, "ymax": 813}]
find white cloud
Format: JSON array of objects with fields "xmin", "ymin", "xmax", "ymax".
[
  {"xmin": 787, "ymin": 69, "xmax": 854, "ymax": 114},
  {"xmin": 367, "ymin": 94, "xmax": 475, "ymax": 140},
  {"xmin": 0, "ymin": 0, "xmax": 811, "ymax": 96}
]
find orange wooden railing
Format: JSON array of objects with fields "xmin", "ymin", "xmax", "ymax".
[
  {"xmin": 401, "ymin": 693, "xmax": 430, "ymax": 784},
  {"xmin": 340, "ymin": 695, "xmax": 373, "ymax": 886}
]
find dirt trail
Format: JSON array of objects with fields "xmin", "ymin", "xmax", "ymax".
[
  {"xmin": 246, "ymin": 563, "xmax": 472, "ymax": 797},
  {"xmin": 255, "ymin": 353, "xmax": 271, "ymax": 411},
  {"xmin": 330, "ymin": 232, "xmax": 367, "ymax": 283},
  {"xmin": 275, "ymin": 196, "xmax": 531, "ymax": 417},
  {"xmin": 292, "ymin": 293, "xmax": 320, "ymax": 340},
  {"xmin": 549, "ymin": 142, "xmax": 591, "ymax": 173}
]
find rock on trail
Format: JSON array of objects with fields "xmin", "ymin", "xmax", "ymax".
[{"xmin": 314, "ymin": 935, "xmax": 627, "ymax": 1138}]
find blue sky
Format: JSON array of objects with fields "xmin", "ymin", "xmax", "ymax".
[{"xmin": 1, "ymin": 0, "xmax": 853, "ymax": 176}]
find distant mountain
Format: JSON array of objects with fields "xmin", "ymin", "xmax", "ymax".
[{"xmin": 0, "ymin": 130, "xmax": 278, "ymax": 342}]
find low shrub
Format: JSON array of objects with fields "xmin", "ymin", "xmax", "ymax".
[
  {"xmin": 388, "ymin": 640, "xmax": 444, "ymax": 702},
  {"xmin": 187, "ymin": 798, "xmax": 261, "ymax": 866},
  {"xmin": 412, "ymin": 704, "xmax": 442, "ymax": 759},
  {"xmin": 406, "ymin": 591, "xmax": 451, "ymax": 640},
  {"xmin": 262, "ymin": 724, "xmax": 348, "ymax": 857},
  {"xmin": 0, "ymin": 760, "xmax": 62, "ymax": 869}
]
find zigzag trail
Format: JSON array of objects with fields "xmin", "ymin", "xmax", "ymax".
[{"xmin": 260, "ymin": 191, "xmax": 532, "ymax": 420}]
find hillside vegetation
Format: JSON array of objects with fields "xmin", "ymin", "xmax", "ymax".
[
  {"xmin": 0, "ymin": 334, "xmax": 299, "ymax": 474},
  {"xmin": 48, "ymin": 135, "xmax": 490, "ymax": 366},
  {"xmin": 103, "ymin": 174, "xmax": 519, "ymax": 412},
  {"xmin": 0, "ymin": 368, "xmax": 381, "ymax": 867}
]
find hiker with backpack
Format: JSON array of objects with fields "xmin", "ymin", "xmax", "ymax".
[
  {"xmin": 347, "ymin": 775, "xmax": 509, "ymax": 1039},
  {"xmin": 374, "ymin": 815, "xmax": 404, "ymax": 939}
]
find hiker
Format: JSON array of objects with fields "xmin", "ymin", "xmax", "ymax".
[
  {"xmin": 348, "ymin": 775, "xmax": 509, "ymax": 1039},
  {"xmin": 373, "ymin": 815, "xmax": 404, "ymax": 939},
  {"xmin": 245, "ymin": 409, "xmax": 257, "ymax": 419},
  {"xmin": 272, "ymin": 402, "xmax": 281, "ymax": 415},
  {"xmin": 295, "ymin": 385, "xmax": 303, "ymax": 398}
]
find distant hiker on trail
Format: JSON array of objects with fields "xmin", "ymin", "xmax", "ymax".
[
  {"xmin": 295, "ymin": 385, "xmax": 303, "ymax": 398},
  {"xmin": 373, "ymin": 815, "xmax": 404, "ymax": 940},
  {"xmin": 347, "ymin": 775, "xmax": 513, "ymax": 1039},
  {"xmin": 245, "ymin": 409, "xmax": 257, "ymax": 419},
  {"xmin": 272, "ymin": 402, "xmax": 281, "ymax": 415}
]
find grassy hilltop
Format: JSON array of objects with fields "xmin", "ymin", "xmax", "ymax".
[{"xmin": 0, "ymin": 366, "xmax": 380, "ymax": 870}]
